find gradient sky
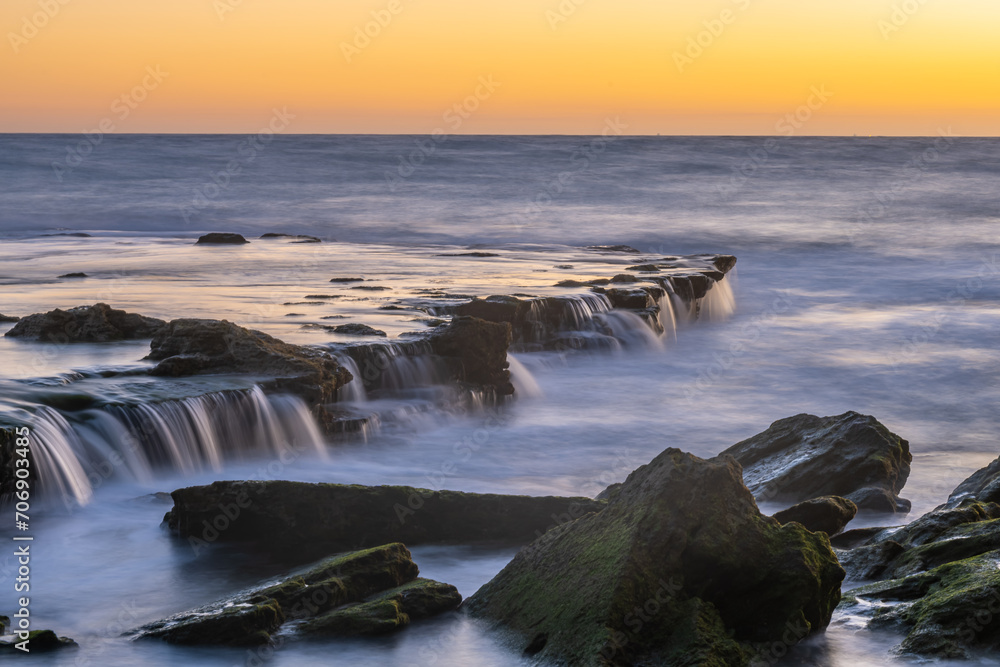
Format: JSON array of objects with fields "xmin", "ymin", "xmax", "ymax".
[{"xmin": 2, "ymin": 0, "xmax": 998, "ymax": 135}]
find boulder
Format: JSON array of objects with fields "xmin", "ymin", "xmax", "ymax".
[
  {"xmin": 299, "ymin": 578, "xmax": 461, "ymax": 636},
  {"xmin": 837, "ymin": 499, "xmax": 1000, "ymax": 581},
  {"xmin": 5, "ymin": 303, "xmax": 166, "ymax": 343},
  {"xmin": 0, "ymin": 630, "xmax": 78, "ymax": 652},
  {"xmin": 842, "ymin": 550, "xmax": 1000, "ymax": 659},
  {"xmin": 772, "ymin": 496, "xmax": 858, "ymax": 535},
  {"xmin": 947, "ymin": 454, "xmax": 1000, "ymax": 507},
  {"xmin": 163, "ymin": 480, "xmax": 604, "ymax": 560},
  {"xmin": 195, "ymin": 233, "xmax": 248, "ymax": 244},
  {"xmin": 464, "ymin": 449, "xmax": 844, "ymax": 666},
  {"xmin": 145, "ymin": 319, "xmax": 352, "ymax": 405},
  {"xmin": 720, "ymin": 412, "xmax": 912, "ymax": 513},
  {"xmin": 130, "ymin": 543, "xmax": 460, "ymax": 645},
  {"xmin": 427, "ymin": 316, "xmax": 513, "ymax": 396}
]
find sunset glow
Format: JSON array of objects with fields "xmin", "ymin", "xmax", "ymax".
[{"xmin": 2, "ymin": 0, "xmax": 999, "ymax": 134}]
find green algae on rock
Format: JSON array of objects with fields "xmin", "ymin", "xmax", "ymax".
[
  {"xmin": 0, "ymin": 629, "xmax": 79, "ymax": 653},
  {"xmin": 842, "ymin": 550, "xmax": 1000, "ymax": 659},
  {"xmin": 131, "ymin": 543, "xmax": 458, "ymax": 645},
  {"xmin": 464, "ymin": 448, "xmax": 844, "ymax": 666}
]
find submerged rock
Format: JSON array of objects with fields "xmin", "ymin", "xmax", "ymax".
[
  {"xmin": 5, "ymin": 303, "xmax": 166, "ymax": 343},
  {"xmin": 329, "ymin": 277, "xmax": 365, "ymax": 283},
  {"xmin": 131, "ymin": 544, "xmax": 460, "ymax": 645},
  {"xmin": 327, "ymin": 323, "xmax": 387, "ymax": 337},
  {"xmin": 464, "ymin": 449, "xmax": 844, "ymax": 666},
  {"xmin": 773, "ymin": 496, "xmax": 858, "ymax": 535},
  {"xmin": 0, "ymin": 630, "xmax": 78, "ymax": 653},
  {"xmin": 57, "ymin": 272, "xmax": 88, "ymax": 278},
  {"xmin": 145, "ymin": 318, "xmax": 352, "ymax": 405},
  {"xmin": 721, "ymin": 412, "xmax": 912, "ymax": 513},
  {"xmin": 842, "ymin": 550, "xmax": 1000, "ymax": 659},
  {"xmin": 195, "ymin": 233, "xmax": 249, "ymax": 244},
  {"xmin": 586, "ymin": 244, "xmax": 641, "ymax": 253},
  {"xmin": 164, "ymin": 480, "xmax": 604, "ymax": 559},
  {"xmin": 435, "ymin": 252, "xmax": 500, "ymax": 258}
]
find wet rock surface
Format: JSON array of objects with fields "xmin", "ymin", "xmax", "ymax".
[
  {"xmin": 0, "ymin": 313, "xmax": 19, "ymax": 323},
  {"xmin": 130, "ymin": 543, "xmax": 459, "ymax": 645},
  {"xmin": 721, "ymin": 411, "xmax": 912, "ymax": 513},
  {"xmin": 464, "ymin": 448, "xmax": 844, "ymax": 666},
  {"xmin": 5, "ymin": 303, "xmax": 166, "ymax": 343},
  {"xmin": 146, "ymin": 318, "xmax": 352, "ymax": 405},
  {"xmin": 947, "ymin": 454, "xmax": 1000, "ymax": 508},
  {"xmin": 773, "ymin": 496, "xmax": 858, "ymax": 535},
  {"xmin": 164, "ymin": 480, "xmax": 604, "ymax": 559}
]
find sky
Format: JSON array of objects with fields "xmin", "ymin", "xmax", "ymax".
[{"xmin": 1, "ymin": 0, "xmax": 998, "ymax": 135}]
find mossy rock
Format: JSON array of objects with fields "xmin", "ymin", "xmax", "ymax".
[
  {"xmin": 0, "ymin": 629, "xmax": 78, "ymax": 653},
  {"xmin": 465, "ymin": 448, "xmax": 844, "ymax": 666},
  {"xmin": 300, "ymin": 578, "xmax": 461, "ymax": 637},
  {"xmin": 843, "ymin": 550, "xmax": 1000, "ymax": 659}
]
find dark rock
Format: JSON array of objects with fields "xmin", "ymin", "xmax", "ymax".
[
  {"xmin": 195, "ymin": 233, "xmax": 249, "ymax": 245},
  {"xmin": 259, "ymin": 233, "xmax": 322, "ymax": 243},
  {"xmin": 626, "ymin": 264, "xmax": 660, "ymax": 272},
  {"xmin": 554, "ymin": 279, "xmax": 602, "ymax": 288},
  {"xmin": 435, "ymin": 252, "xmax": 500, "ymax": 258},
  {"xmin": 351, "ymin": 285, "xmax": 391, "ymax": 291},
  {"xmin": 721, "ymin": 412, "xmax": 912, "ymax": 513},
  {"xmin": 427, "ymin": 316, "xmax": 513, "ymax": 395},
  {"xmin": 330, "ymin": 277, "xmax": 365, "ymax": 283},
  {"xmin": 609, "ymin": 273, "xmax": 639, "ymax": 283},
  {"xmin": 586, "ymin": 245, "xmax": 641, "ymax": 253},
  {"xmin": 145, "ymin": 319, "xmax": 351, "ymax": 405},
  {"xmin": 300, "ymin": 578, "xmax": 461, "ymax": 636},
  {"xmin": 712, "ymin": 255, "xmax": 738, "ymax": 273},
  {"xmin": 304, "ymin": 295, "xmax": 343, "ymax": 300},
  {"xmin": 5, "ymin": 304, "xmax": 166, "ymax": 343},
  {"xmin": 947, "ymin": 454, "xmax": 1000, "ymax": 507},
  {"xmin": 554, "ymin": 264, "xmax": 574, "ymax": 269},
  {"xmin": 131, "ymin": 543, "xmax": 451, "ymax": 645},
  {"xmin": 57, "ymin": 272, "xmax": 88, "ymax": 278},
  {"xmin": 843, "ymin": 550, "xmax": 1000, "ymax": 659},
  {"xmin": 836, "ymin": 499, "xmax": 1000, "ymax": 582},
  {"xmin": 328, "ymin": 324, "xmax": 387, "ymax": 337},
  {"xmin": 40, "ymin": 232, "xmax": 92, "ymax": 237},
  {"xmin": 0, "ymin": 615, "xmax": 7, "ymax": 634},
  {"xmin": 604, "ymin": 288, "xmax": 654, "ymax": 310},
  {"xmin": 773, "ymin": 496, "xmax": 858, "ymax": 535},
  {"xmin": 163, "ymin": 480, "xmax": 604, "ymax": 559},
  {"xmin": 829, "ymin": 526, "xmax": 895, "ymax": 549},
  {"xmin": 0, "ymin": 314, "xmax": 19, "ymax": 323},
  {"xmin": 0, "ymin": 630, "xmax": 78, "ymax": 652},
  {"xmin": 464, "ymin": 449, "xmax": 844, "ymax": 666}
]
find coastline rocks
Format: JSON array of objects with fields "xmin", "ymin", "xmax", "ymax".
[
  {"xmin": 195, "ymin": 233, "xmax": 249, "ymax": 245},
  {"xmin": 326, "ymin": 323, "xmax": 387, "ymax": 337},
  {"xmin": 146, "ymin": 319, "xmax": 351, "ymax": 405},
  {"xmin": 837, "ymin": 499, "xmax": 1000, "ymax": 582},
  {"xmin": 773, "ymin": 496, "xmax": 858, "ymax": 535},
  {"xmin": 57, "ymin": 272, "xmax": 88, "ymax": 279},
  {"xmin": 330, "ymin": 277, "xmax": 365, "ymax": 283},
  {"xmin": 131, "ymin": 543, "xmax": 457, "ymax": 645},
  {"xmin": 163, "ymin": 480, "xmax": 604, "ymax": 559},
  {"xmin": 464, "ymin": 449, "xmax": 844, "ymax": 666},
  {"xmin": 721, "ymin": 412, "xmax": 912, "ymax": 513},
  {"xmin": 842, "ymin": 550, "xmax": 1000, "ymax": 659},
  {"xmin": 946, "ymin": 454, "xmax": 1000, "ymax": 507},
  {"xmin": 0, "ymin": 314, "xmax": 19, "ymax": 323},
  {"xmin": 427, "ymin": 316, "xmax": 513, "ymax": 395},
  {"xmin": 586, "ymin": 245, "xmax": 640, "ymax": 253},
  {"xmin": 0, "ymin": 630, "xmax": 78, "ymax": 653},
  {"xmin": 5, "ymin": 304, "xmax": 166, "ymax": 343}
]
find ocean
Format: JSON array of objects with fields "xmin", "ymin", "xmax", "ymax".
[{"xmin": 1, "ymin": 134, "xmax": 999, "ymax": 665}]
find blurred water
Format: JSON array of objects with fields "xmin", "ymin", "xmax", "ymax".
[{"xmin": 1, "ymin": 134, "xmax": 999, "ymax": 665}]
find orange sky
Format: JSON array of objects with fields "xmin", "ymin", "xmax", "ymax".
[{"xmin": 2, "ymin": 0, "xmax": 998, "ymax": 135}]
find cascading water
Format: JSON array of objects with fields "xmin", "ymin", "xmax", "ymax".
[
  {"xmin": 25, "ymin": 386, "xmax": 324, "ymax": 506},
  {"xmin": 507, "ymin": 354, "xmax": 543, "ymax": 399},
  {"xmin": 700, "ymin": 277, "xmax": 737, "ymax": 322}
]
